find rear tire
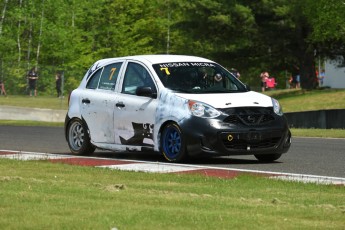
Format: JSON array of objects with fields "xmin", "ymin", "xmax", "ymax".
[
  {"xmin": 160, "ymin": 123, "xmax": 187, "ymax": 162},
  {"xmin": 67, "ymin": 118, "xmax": 95, "ymax": 155},
  {"xmin": 254, "ymin": 153, "xmax": 282, "ymax": 162}
]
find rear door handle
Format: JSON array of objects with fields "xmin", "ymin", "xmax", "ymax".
[
  {"xmin": 82, "ymin": 98, "xmax": 90, "ymax": 104},
  {"xmin": 116, "ymin": 102, "xmax": 125, "ymax": 108}
]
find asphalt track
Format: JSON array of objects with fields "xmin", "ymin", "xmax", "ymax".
[{"xmin": 1, "ymin": 125, "xmax": 344, "ymax": 180}]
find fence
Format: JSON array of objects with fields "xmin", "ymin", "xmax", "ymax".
[{"xmin": 285, "ymin": 109, "xmax": 345, "ymax": 129}]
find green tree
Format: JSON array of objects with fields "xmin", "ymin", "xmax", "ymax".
[
  {"xmin": 1, "ymin": 0, "xmax": 345, "ymax": 94},
  {"xmin": 247, "ymin": 0, "xmax": 345, "ymax": 89}
]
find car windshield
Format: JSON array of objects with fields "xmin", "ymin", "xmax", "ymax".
[{"xmin": 152, "ymin": 62, "xmax": 247, "ymax": 93}]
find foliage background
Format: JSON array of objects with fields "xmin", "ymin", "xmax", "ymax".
[{"xmin": 0, "ymin": 0, "xmax": 345, "ymax": 95}]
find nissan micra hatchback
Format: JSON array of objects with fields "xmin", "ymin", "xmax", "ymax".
[{"xmin": 65, "ymin": 55, "xmax": 291, "ymax": 162}]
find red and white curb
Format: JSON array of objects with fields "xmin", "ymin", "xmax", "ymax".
[{"xmin": 1, "ymin": 150, "xmax": 344, "ymax": 186}]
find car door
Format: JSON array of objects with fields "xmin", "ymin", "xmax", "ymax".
[
  {"xmin": 80, "ymin": 61, "xmax": 123, "ymax": 143},
  {"xmin": 114, "ymin": 61, "xmax": 158, "ymax": 147}
]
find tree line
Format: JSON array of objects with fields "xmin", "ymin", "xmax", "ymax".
[{"xmin": 0, "ymin": 0, "xmax": 344, "ymax": 95}]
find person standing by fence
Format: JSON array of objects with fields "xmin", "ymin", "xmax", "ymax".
[
  {"xmin": 27, "ymin": 67, "xmax": 39, "ymax": 96},
  {"xmin": 319, "ymin": 69, "xmax": 325, "ymax": 87},
  {"xmin": 0, "ymin": 78, "xmax": 7, "ymax": 96},
  {"xmin": 260, "ymin": 71, "xmax": 269, "ymax": 92},
  {"xmin": 55, "ymin": 72, "xmax": 62, "ymax": 97}
]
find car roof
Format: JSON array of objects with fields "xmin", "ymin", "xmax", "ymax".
[{"xmin": 95, "ymin": 55, "xmax": 214, "ymax": 66}]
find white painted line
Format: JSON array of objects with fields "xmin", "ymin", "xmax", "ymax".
[
  {"xmin": 188, "ymin": 165, "xmax": 345, "ymax": 185},
  {"xmin": 98, "ymin": 162, "xmax": 196, "ymax": 173},
  {"xmin": 178, "ymin": 163, "xmax": 345, "ymax": 185},
  {"xmin": 271, "ymin": 175, "xmax": 345, "ymax": 185},
  {"xmin": 0, "ymin": 150, "xmax": 73, "ymax": 160}
]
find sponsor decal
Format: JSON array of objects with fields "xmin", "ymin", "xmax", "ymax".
[
  {"xmin": 120, "ymin": 122, "xmax": 154, "ymax": 146},
  {"xmin": 159, "ymin": 62, "xmax": 215, "ymax": 68}
]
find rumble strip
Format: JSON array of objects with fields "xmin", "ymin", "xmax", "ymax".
[{"xmin": 1, "ymin": 150, "xmax": 344, "ymax": 186}]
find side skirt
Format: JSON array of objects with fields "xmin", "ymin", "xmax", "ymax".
[{"xmin": 91, "ymin": 142, "xmax": 155, "ymax": 153}]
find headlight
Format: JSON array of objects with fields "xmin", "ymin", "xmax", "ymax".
[
  {"xmin": 272, "ymin": 98, "xmax": 283, "ymax": 116},
  {"xmin": 188, "ymin": 100, "xmax": 221, "ymax": 118}
]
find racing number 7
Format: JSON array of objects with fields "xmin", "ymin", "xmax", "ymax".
[{"xmin": 109, "ymin": 68, "xmax": 117, "ymax": 80}]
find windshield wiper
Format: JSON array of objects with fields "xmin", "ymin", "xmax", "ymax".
[
  {"xmin": 169, "ymin": 88, "xmax": 191, "ymax": 93},
  {"xmin": 203, "ymin": 89, "xmax": 232, "ymax": 93}
]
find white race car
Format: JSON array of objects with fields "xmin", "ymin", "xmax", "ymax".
[{"xmin": 65, "ymin": 55, "xmax": 291, "ymax": 162}]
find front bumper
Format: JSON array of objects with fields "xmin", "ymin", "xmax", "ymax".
[{"xmin": 179, "ymin": 112, "xmax": 291, "ymax": 157}]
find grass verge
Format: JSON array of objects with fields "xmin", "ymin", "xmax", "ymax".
[
  {"xmin": 264, "ymin": 88, "xmax": 345, "ymax": 112},
  {"xmin": 0, "ymin": 120, "xmax": 64, "ymax": 127},
  {"xmin": 0, "ymin": 95, "xmax": 68, "ymax": 110},
  {"xmin": 0, "ymin": 158, "xmax": 344, "ymax": 229},
  {"xmin": 290, "ymin": 128, "xmax": 345, "ymax": 138}
]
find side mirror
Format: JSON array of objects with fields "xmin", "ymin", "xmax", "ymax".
[
  {"xmin": 245, "ymin": 84, "xmax": 251, "ymax": 91},
  {"xmin": 136, "ymin": 86, "xmax": 157, "ymax": 98}
]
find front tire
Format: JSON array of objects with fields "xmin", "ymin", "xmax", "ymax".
[
  {"xmin": 254, "ymin": 153, "xmax": 282, "ymax": 162},
  {"xmin": 160, "ymin": 123, "xmax": 187, "ymax": 162},
  {"xmin": 67, "ymin": 118, "xmax": 95, "ymax": 155}
]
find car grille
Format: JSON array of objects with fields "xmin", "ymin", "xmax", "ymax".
[
  {"xmin": 220, "ymin": 131, "xmax": 282, "ymax": 150},
  {"xmin": 221, "ymin": 107, "xmax": 275, "ymax": 126},
  {"xmin": 222, "ymin": 137, "xmax": 281, "ymax": 150}
]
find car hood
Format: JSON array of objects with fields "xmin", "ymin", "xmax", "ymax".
[{"xmin": 175, "ymin": 91, "xmax": 273, "ymax": 108}]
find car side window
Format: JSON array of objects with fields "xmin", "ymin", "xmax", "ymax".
[
  {"xmin": 86, "ymin": 68, "xmax": 103, "ymax": 89},
  {"xmin": 98, "ymin": 62, "xmax": 123, "ymax": 90},
  {"xmin": 122, "ymin": 62, "xmax": 156, "ymax": 95}
]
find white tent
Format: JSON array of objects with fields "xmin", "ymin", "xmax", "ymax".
[{"xmin": 324, "ymin": 57, "xmax": 345, "ymax": 89}]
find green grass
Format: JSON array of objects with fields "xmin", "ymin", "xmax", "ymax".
[
  {"xmin": 0, "ymin": 95, "xmax": 68, "ymax": 110},
  {"xmin": 0, "ymin": 120, "xmax": 64, "ymax": 127},
  {"xmin": 1, "ymin": 159, "xmax": 344, "ymax": 229},
  {"xmin": 291, "ymin": 128, "xmax": 345, "ymax": 138},
  {"xmin": 264, "ymin": 88, "xmax": 345, "ymax": 112}
]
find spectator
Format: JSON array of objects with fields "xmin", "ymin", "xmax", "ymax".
[
  {"xmin": 319, "ymin": 69, "xmax": 325, "ymax": 87},
  {"xmin": 295, "ymin": 74, "xmax": 300, "ymax": 88},
  {"xmin": 0, "ymin": 78, "xmax": 7, "ymax": 96},
  {"xmin": 230, "ymin": 68, "xmax": 241, "ymax": 79},
  {"xmin": 27, "ymin": 67, "xmax": 38, "ymax": 96},
  {"xmin": 55, "ymin": 72, "xmax": 62, "ymax": 97},
  {"xmin": 260, "ymin": 72, "xmax": 269, "ymax": 92},
  {"xmin": 266, "ymin": 75, "xmax": 277, "ymax": 89},
  {"xmin": 288, "ymin": 75, "xmax": 294, "ymax": 89},
  {"xmin": 291, "ymin": 65, "xmax": 300, "ymax": 89}
]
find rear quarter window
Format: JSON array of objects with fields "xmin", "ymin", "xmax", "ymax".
[
  {"xmin": 86, "ymin": 69, "xmax": 102, "ymax": 89},
  {"xmin": 98, "ymin": 62, "xmax": 123, "ymax": 90},
  {"xmin": 86, "ymin": 62, "xmax": 123, "ymax": 90}
]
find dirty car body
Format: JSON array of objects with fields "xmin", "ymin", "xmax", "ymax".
[{"xmin": 65, "ymin": 55, "xmax": 291, "ymax": 162}]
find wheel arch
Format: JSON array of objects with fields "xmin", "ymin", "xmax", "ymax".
[
  {"xmin": 65, "ymin": 115, "xmax": 96, "ymax": 155},
  {"xmin": 158, "ymin": 120, "xmax": 189, "ymax": 162},
  {"xmin": 64, "ymin": 115, "xmax": 91, "ymax": 142},
  {"xmin": 157, "ymin": 119, "xmax": 180, "ymax": 147}
]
